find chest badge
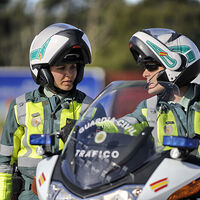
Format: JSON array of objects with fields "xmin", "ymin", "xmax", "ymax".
[
  {"xmin": 164, "ymin": 124, "xmax": 173, "ymax": 135},
  {"xmin": 31, "ymin": 113, "xmax": 42, "ymax": 127}
]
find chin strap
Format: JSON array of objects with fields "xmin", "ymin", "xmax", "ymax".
[
  {"xmin": 158, "ymin": 82, "xmax": 180, "ymax": 102},
  {"xmin": 157, "ymin": 70, "xmax": 169, "ymax": 82}
]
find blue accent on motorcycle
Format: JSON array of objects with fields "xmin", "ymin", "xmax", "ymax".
[
  {"xmin": 163, "ymin": 136, "xmax": 199, "ymax": 149},
  {"xmin": 30, "ymin": 134, "xmax": 52, "ymax": 145}
]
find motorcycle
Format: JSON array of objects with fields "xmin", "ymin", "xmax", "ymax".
[{"xmin": 30, "ymin": 80, "xmax": 200, "ymax": 200}]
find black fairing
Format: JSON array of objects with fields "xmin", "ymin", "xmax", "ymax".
[
  {"xmin": 49, "ymin": 81, "xmax": 156, "ymax": 198},
  {"xmin": 51, "ymin": 127, "xmax": 157, "ymax": 198},
  {"xmin": 66, "ymin": 127, "xmax": 154, "ymax": 185}
]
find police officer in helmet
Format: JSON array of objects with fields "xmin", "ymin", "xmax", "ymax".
[
  {"xmin": 127, "ymin": 28, "xmax": 200, "ymax": 153},
  {"xmin": 0, "ymin": 23, "xmax": 93, "ymax": 200}
]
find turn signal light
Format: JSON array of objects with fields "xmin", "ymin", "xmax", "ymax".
[{"xmin": 168, "ymin": 178, "xmax": 200, "ymax": 200}]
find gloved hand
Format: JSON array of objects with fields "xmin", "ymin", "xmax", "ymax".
[
  {"xmin": 96, "ymin": 119, "xmax": 148, "ymax": 136},
  {"xmin": 96, "ymin": 120, "xmax": 119, "ymax": 133}
]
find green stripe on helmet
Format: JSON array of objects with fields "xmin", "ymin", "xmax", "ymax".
[
  {"xmin": 146, "ymin": 40, "xmax": 177, "ymax": 68},
  {"xmin": 169, "ymin": 45, "xmax": 196, "ymax": 63},
  {"xmin": 30, "ymin": 38, "xmax": 51, "ymax": 61}
]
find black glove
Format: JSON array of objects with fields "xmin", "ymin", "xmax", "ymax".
[{"xmin": 59, "ymin": 118, "xmax": 77, "ymax": 143}]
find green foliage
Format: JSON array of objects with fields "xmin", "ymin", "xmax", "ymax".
[
  {"xmin": 0, "ymin": 119, "xmax": 5, "ymax": 136},
  {"xmin": 0, "ymin": 0, "xmax": 200, "ymax": 70}
]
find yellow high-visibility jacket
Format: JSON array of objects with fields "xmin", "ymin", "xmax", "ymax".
[
  {"xmin": 0, "ymin": 87, "xmax": 93, "ymax": 199},
  {"xmin": 125, "ymin": 83, "xmax": 200, "ymax": 154}
]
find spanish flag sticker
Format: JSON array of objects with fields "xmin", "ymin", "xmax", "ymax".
[
  {"xmin": 150, "ymin": 177, "xmax": 168, "ymax": 192},
  {"xmin": 38, "ymin": 172, "xmax": 46, "ymax": 186},
  {"xmin": 159, "ymin": 52, "xmax": 167, "ymax": 56}
]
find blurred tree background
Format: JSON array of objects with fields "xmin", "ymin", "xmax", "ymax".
[
  {"xmin": 1, "ymin": 0, "xmax": 200, "ymax": 77},
  {"xmin": 0, "ymin": 0, "xmax": 200, "ymax": 132}
]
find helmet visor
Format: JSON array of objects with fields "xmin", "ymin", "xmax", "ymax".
[{"xmin": 143, "ymin": 28, "xmax": 176, "ymax": 39}]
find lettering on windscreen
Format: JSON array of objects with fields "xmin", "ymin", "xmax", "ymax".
[
  {"xmin": 79, "ymin": 117, "xmax": 137, "ymax": 136},
  {"xmin": 75, "ymin": 149, "xmax": 119, "ymax": 159}
]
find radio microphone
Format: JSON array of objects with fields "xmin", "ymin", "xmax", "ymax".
[{"xmin": 144, "ymin": 71, "xmax": 161, "ymax": 89}]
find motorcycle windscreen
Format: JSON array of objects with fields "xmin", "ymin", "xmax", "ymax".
[{"xmin": 59, "ymin": 80, "xmax": 178, "ymax": 189}]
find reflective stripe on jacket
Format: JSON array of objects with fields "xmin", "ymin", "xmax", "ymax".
[
  {"xmin": 0, "ymin": 172, "xmax": 12, "ymax": 200},
  {"xmin": 0, "ymin": 87, "xmax": 93, "ymax": 199},
  {"xmin": 12, "ymin": 92, "xmax": 92, "ymax": 168},
  {"xmin": 146, "ymin": 97, "xmax": 200, "ymax": 154},
  {"xmin": 129, "ymin": 83, "xmax": 200, "ymax": 155}
]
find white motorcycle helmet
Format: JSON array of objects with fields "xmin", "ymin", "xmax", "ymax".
[
  {"xmin": 129, "ymin": 28, "xmax": 200, "ymax": 87},
  {"xmin": 30, "ymin": 23, "xmax": 92, "ymax": 92}
]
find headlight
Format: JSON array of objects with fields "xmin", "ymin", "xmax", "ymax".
[
  {"xmin": 102, "ymin": 189, "xmax": 134, "ymax": 200},
  {"xmin": 48, "ymin": 182, "xmax": 77, "ymax": 200},
  {"xmin": 48, "ymin": 181, "xmax": 142, "ymax": 200}
]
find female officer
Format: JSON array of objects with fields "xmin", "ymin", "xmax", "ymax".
[{"xmin": 0, "ymin": 23, "xmax": 93, "ymax": 200}]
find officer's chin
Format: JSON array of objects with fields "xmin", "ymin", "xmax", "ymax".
[{"xmin": 148, "ymin": 84, "xmax": 165, "ymax": 95}]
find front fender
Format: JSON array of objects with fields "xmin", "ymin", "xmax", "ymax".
[
  {"xmin": 138, "ymin": 158, "xmax": 200, "ymax": 200},
  {"xmin": 36, "ymin": 155, "xmax": 59, "ymax": 200}
]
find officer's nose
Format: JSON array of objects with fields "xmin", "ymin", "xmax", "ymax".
[{"xmin": 142, "ymin": 69, "xmax": 150, "ymax": 79}]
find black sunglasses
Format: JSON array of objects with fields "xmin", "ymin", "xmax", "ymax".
[{"xmin": 144, "ymin": 62, "xmax": 161, "ymax": 72}]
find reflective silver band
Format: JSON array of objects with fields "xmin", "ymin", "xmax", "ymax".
[
  {"xmin": 22, "ymin": 127, "xmax": 33, "ymax": 158},
  {"xmin": 0, "ymin": 164, "xmax": 13, "ymax": 174},
  {"xmin": 18, "ymin": 157, "xmax": 42, "ymax": 168},
  {"xmin": 0, "ymin": 144, "xmax": 13, "ymax": 156},
  {"xmin": 16, "ymin": 94, "xmax": 26, "ymax": 126},
  {"xmin": 146, "ymin": 96, "xmax": 159, "ymax": 148}
]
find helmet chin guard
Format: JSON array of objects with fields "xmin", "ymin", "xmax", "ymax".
[
  {"xmin": 129, "ymin": 28, "xmax": 200, "ymax": 87},
  {"xmin": 29, "ymin": 23, "xmax": 92, "ymax": 92}
]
